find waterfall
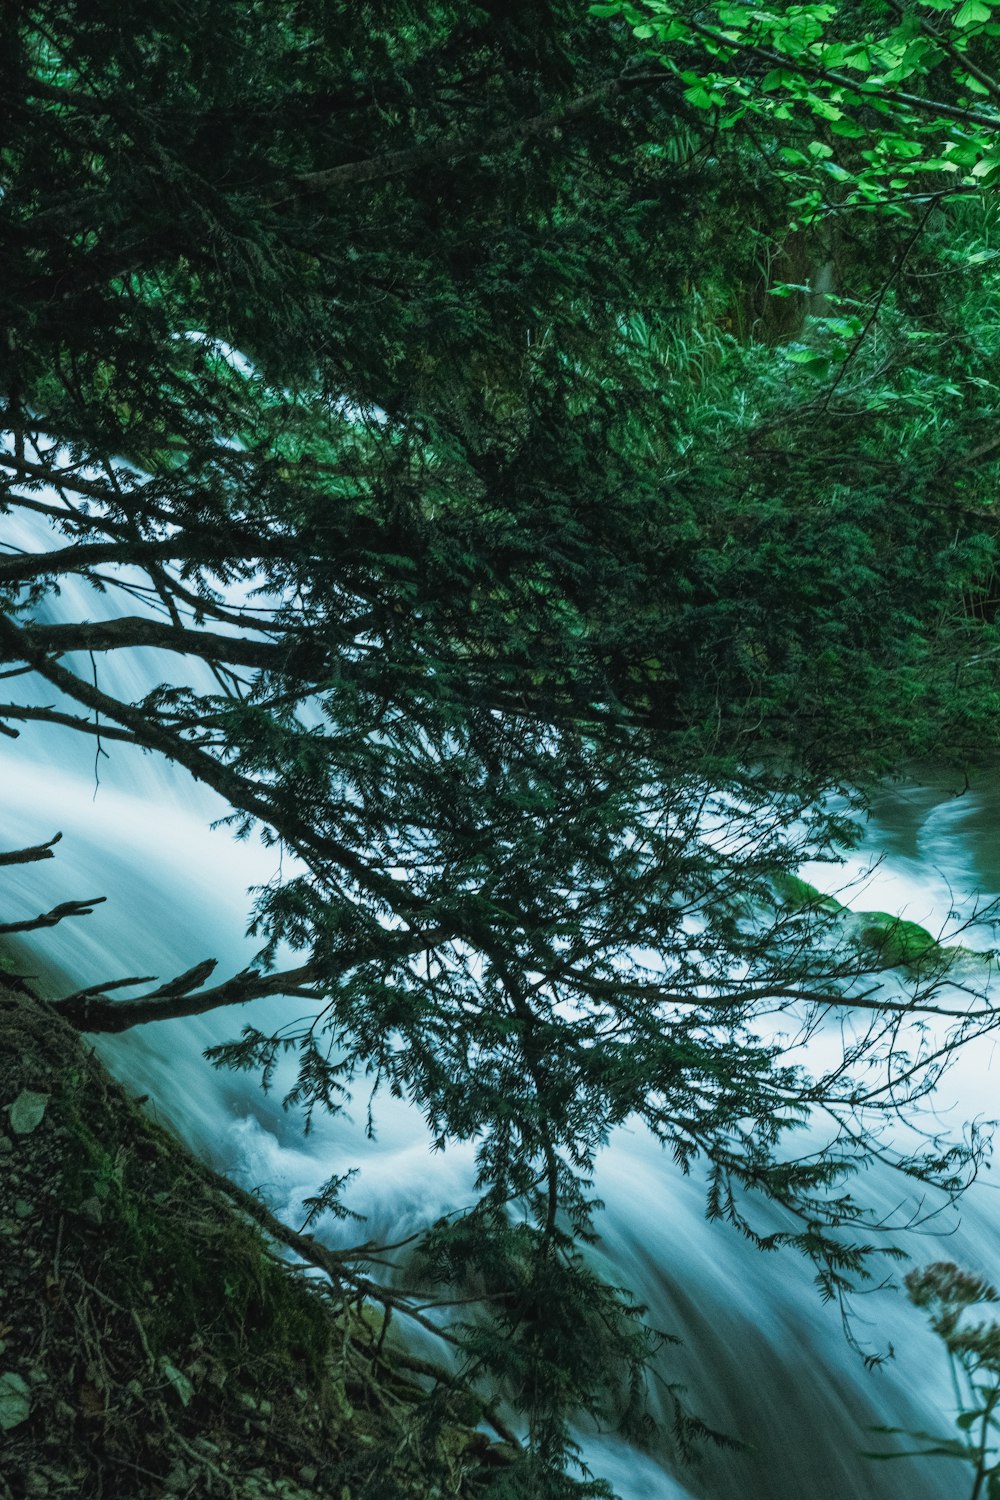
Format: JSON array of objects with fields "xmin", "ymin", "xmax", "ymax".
[{"xmin": 4, "ymin": 508, "xmax": 999, "ymax": 1499}]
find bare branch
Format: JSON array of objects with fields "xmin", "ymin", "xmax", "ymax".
[
  {"xmin": 142, "ymin": 958, "xmax": 220, "ymax": 999},
  {"xmin": 0, "ymin": 832, "xmax": 62, "ymax": 865},
  {"xmin": 18, "ymin": 617, "xmax": 319, "ymax": 676},
  {"xmin": 0, "ymin": 895, "xmax": 107, "ymax": 935},
  {"xmin": 0, "ymin": 702, "xmax": 147, "ymax": 744},
  {"xmin": 59, "ymin": 974, "xmax": 158, "ymax": 1001},
  {"xmin": 51, "ymin": 960, "xmax": 318, "ymax": 1031}
]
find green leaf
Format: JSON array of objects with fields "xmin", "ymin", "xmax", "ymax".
[
  {"xmin": 944, "ymin": 142, "xmax": 982, "ymax": 166},
  {"xmin": 786, "ymin": 351, "xmax": 831, "ymax": 376},
  {"xmin": 683, "ymin": 85, "xmax": 717, "ymax": 108},
  {"xmin": 829, "ymin": 117, "xmax": 867, "ymax": 137},
  {"xmin": 955, "ymin": 0, "xmax": 991, "ymax": 26}
]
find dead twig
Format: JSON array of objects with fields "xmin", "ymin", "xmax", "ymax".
[
  {"xmin": 0, "ymin": 896, "xmax": 107, "ymax": 935},
  {"xmin": 0, "ymin": 832, "xmax": 62, "ymax": 865}
]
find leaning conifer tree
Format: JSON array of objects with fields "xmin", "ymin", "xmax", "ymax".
[{"xmin": 4, "ymin": 1, "xmax": 1000, "ymax": 1491}]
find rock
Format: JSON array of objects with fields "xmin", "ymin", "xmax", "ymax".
[
  {"xmin": 7, "ymin": 1091, "xmax": 49, "ymax": 1135},
  {"xmin": 159, "ymin": 1359, "xmax": 194, "ymax": 1408},
  {"xmin": 855, "ymin": 912, "xmax": 940, "ymax": 968},
  {"xmin": 0, "ymin": 1371, "xmax": 31, "ymax": 1430}
]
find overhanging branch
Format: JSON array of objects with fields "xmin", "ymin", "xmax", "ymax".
[
  {"xmin": 18, "ymin": 618, "xmax": 310, "ymax": 675},
  {"xmin": 0, "ymin": 895, "xmax": 107, "ymax": 935},
  {"xmin": 0, "ymin": 832, "xmax": 63, "ymax": 866},
  {"xmin": 293, "ymin": 70, "xmax": 680, "ymax": 193}
]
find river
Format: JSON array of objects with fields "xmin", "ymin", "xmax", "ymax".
[{"xmin": 3, "ymin": 550, "xmax": 999, "ymax": 1497}]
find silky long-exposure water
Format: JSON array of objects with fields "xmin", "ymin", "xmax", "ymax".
[{"xmin": 3, "ymin": 530, "xmax": 999, "ymax": 1497}]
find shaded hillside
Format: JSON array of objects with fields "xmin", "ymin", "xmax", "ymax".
[{"xmin": 0, "ymin": 987, "xmax": 514, "ymax": 1500}]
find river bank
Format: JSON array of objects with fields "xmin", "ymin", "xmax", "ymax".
[
  {"xmin": 4, "ymin": 764, "xmax": 998, "ymax": 1499},
  {"xmin": 0, "ymin": 986, "xmax": 511, "ymax": 1500}
]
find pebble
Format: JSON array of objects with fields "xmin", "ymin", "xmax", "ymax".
[{"xmin": 0, "ymin": 1370, "xmax": 31, "ymax": 1430}]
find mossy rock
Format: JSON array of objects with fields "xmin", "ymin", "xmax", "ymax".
[
  {"xmin": 772, "ymin": 872, "xmax": 844, "ymax": 914},
  {"xmin": 776, "ymin": 875, "xmax": 994, "ymax": 974},
  {"xmin": 854, "ymin": 913, "xmax": 943, "ymax": 970}
]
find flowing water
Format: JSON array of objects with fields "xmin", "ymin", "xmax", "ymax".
[{"xmin": 3, "ymin": 530, "xmax": 1000, "ymax": 1497}]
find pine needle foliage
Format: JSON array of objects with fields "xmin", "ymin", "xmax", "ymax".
[{"xmin": 5, "ymin": 2, "xmax": 1000, "ymax": 1492}]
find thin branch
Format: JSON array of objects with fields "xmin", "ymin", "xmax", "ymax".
[
  {"xmin": 292, "ymin": 71, "xmax": 679, "ymax": 194},
  {"xmin": 18, "ymin": 617, "xmax": 317, "ymax": 676},
  {"xmin": 58, "ymin": 974, "xmax": 158, "ymax": 1001},
  {"xmin": 685, "ymin": 16, "xmax": 1000, "ymax": 132},
  {"xmin": 194, "ymin": 1154, "xmax": 476, "ymax": 1357},
  {"xmin": 0, "ymin": 610, "xmax": 456, "ymax": 928},
  {"xmin": 0, "ymin": 702, "xmax": 149, "ymax": 745},
  {"xmin": 0, "ymin": 895, "xmax": 106, "ymax": 935},
  {"xmin": 0, "ymin": 832, "xmax": 62, "ymax": 865},
  {"xmin": 820, "ymin": 197, "xmax": 939, "ymax": 412},
  {"xmin": 884, "ymin": 0, "xmax": 1000, "ymax": 108}
]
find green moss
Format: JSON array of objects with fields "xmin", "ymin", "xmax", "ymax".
[
  {"xmin": 772, "ymin": 872, "xmax": 844, "ymax": 913},
  {"xmin": 855, "ymin": 912, "xmax": 941, "ymax": 969},
  {"xmin": 774, "ymin": 873, "xmax": 995, "ymax": 974}
]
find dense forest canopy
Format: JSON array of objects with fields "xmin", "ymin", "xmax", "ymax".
[{"xmin": 4, "ymin": 1, "xmax": 1000, "ymax": 1491}]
